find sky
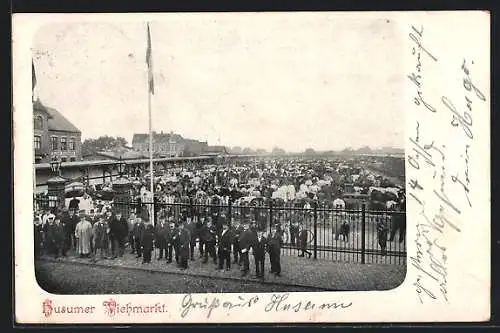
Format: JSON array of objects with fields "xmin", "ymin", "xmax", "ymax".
[{"xmin": 32, "ymin": 13, "xmax": 404, "ymax": 152}]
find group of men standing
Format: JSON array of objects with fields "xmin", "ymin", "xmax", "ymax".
[
  {"xmin": 144, "ymin": 212, "xmax": 284, "ymax": 279},
  {"xmin": 34, "ymin": 208, "xmax": 131, "ymax": 261},
  {"xmin": 35, "ymin": 207, "xmax": 285, "ymax": 280}
]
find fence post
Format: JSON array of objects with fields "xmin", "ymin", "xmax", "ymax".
[
  {"xmin": 228, "ymin": 199, "xmax": 232, "ymax": 227},
  {"xmin": 361, "ymin": 202, "xmax": 366, "ymax": 264},
  {"xmin": 313, "ymin": 201, "xmax": 318, "ymax": 260},
  {"xmin": 269, "ymin": 200, "xmax": 273, "ymax": 233}
]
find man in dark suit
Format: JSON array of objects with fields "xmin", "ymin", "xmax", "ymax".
[
  {"xmin": 132, "ymin": 216, "xmax": 145, "ymax": 258},
  {"xmin": 238, "ymin": 222, "xmax": 255, "ymax": 276},
  {"xmin": 109, "ymin": 211, "xmax": 127, "ymax": 259},
  {"xmin": 166, "ymin": 220, "xmax": 176, "ymax": 263},
  {"xmin": 61, "ymin": 210, "xmax": 76, "ymax": 256},
  {"xmin": 185, "ymin": 217, "xmax": 198, "ymax": 261},
  {"xmin": 46, "ymin": 215, "xmax": 64, "ymax": 258},
  {"xmin": 231, "ymin": 221, "xmax": 243, "ymax": 265},
  {"xmin": 141, "ymin": 223, "xmax": 154, "ymax": 264},
  {"xmin": 34, "ymin": 216, "xmax": 44, "ymax": 258},
  {"xmin": 252, "ymin": 230, "xmax": 267, "ymax": 279},
  {"xmin": 268, "ymin": 226, "xmax": 282, "ymax": 277},
  {"xmin": 155, "ymin": 215, "xmax": 169, "ymax": 260},
  {"xmin": 298, "ymin": 224, "xmax": 312, "ymax": 258},
  {"xmin": 289, "ymin": 220, "xmax": 300, "ymax": 246},
  {"xmin": 389, "ymin": 197, "xmax": 406, "ymax": 243},
  {"xmin": 217, "ymin": 222, "xmax": 232, "ymax": 271},
  {"xmin": 199, "ymin": 219, "xmax": 217, "ymax": 264},
  {"xmin": 196, "ymin": 215, "xmax": 205, "ymax": 258},
  {"xmin": 177, "ymin": 222, "xmax": 191, "ymax": 269}
]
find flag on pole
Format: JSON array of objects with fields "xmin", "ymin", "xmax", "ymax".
[
  {"xmin": 146, "ymin": 23, "xmax": 154, "ymax": 95},
  {"xmin": 146, "ymin": 22, "xmax": 155, "ymax": 226},
  {"xmin": 32, "ymin": 60, "xmax": 37, "ymax": 91}
]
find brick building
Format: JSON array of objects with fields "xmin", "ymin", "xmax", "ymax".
[
  {"xmin": 33, "ymin": 99, "xmax": 82, "ymax": 163},
  {"xmin": 132, "ymin": 130, "xmax": 232, "ymax": 158},
  {"xmin": 132, "ymin": 131, "xmax": 186, "ymax": 158}
]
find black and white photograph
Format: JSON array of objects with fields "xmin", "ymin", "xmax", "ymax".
[
  {"xmin": 13, "ymin": 11, "xmax": 490, "ymax": 324},
  {"xmin": 31, "ymin": 15, "xmax": 407, "ymax": 294}
]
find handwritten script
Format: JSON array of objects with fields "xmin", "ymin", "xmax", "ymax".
[
  {"xmin": 179, "ymin": 293, "xmax": 352, "ymax": 319},
  {"xmin": 406, "ymin": 24, "xmax": 486, "ymax": 304}
]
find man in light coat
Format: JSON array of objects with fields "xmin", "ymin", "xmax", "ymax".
[{"xmin": 75, "ymin": 212, "xmax": 93, "ymax": 258}]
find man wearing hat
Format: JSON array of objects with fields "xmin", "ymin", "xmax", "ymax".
[
  {"xmin": 268, "ymin": 225, "xmax": 282, "ymax": 277},
  {"xmin": 127, "ymin": 212, "xmax": 137, "ymax": 254},
  {"xmin": 45, "ymin": 214, "xmax": 64, "ymax": 258},
  {"xmin": 75, "ymin": 211, "xmax": 93, "ymax": 258},
  {"xmin": 34, "ymin": 213, "xmax": 44, "ymax": 258},
  {"xmin": 88, "ymin": 209, "xmax": 98, "ymax": 226},
  {"xmin": 185, "ymin": 215, "xmax": 198, "ymax": 261},
  {"xmin": 109, "ymin": 210, "xmax": 128, "ymax": 259},
  {"xmin": 217, "ymin": 219, "xmax": 233, "ymax": 271},
  {"xmin": 155, "ymin": 215, "xmax": 169, "ymax": 260},
  {"xmin": 238, "ymin": 221, "xmax": 254, "ymax": 276},
  {"xmin": 165, "ymin": 218, "xmax": 177, "ymax": 264},
  {"xmin": 59, "ymin": 211, "xmax": 72, "ymax": 257},
  {"xmin": 132, "ymin": 216, "xmax": 145, "ymax": 258},
  {"xmin": 177, "ymin": 222, "xmax": 191, "ymax": 269},
  {"xmin": 92, "ymin": 215, "xmax": 109, "ymax": 260},
  {"xmin": 289, "ymin": 219, "xmax": 300, "ymax": 247},
  {"xmin": 141, "ymin": 222, "xmax": 155, "ymax": 264},
  {"xmin": 252, "ymin": 229, "xmax": 268, "ymax": 279},
  {"xmin": 298, "ymin": 223, "xmax": 312, "ymax": 258},
  {"xmin": 231, "ymin": 220, "xmax": 244, "ymax": 265},
  {"xmin": 199, "ymin": 218, "xmax": 217, "ymax": 264}
]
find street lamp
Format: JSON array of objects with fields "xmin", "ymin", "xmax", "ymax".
[{"xmin": 47, "ymin": 157, "xmax": 66, "ymax": 209}]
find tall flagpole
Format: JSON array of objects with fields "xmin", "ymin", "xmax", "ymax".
[
  {"xmin": 146, "ymin": 22, "xmax": 155, "ymax": 227},
  {"xmin": 148, "ymin": 80, "xmax": 154, "ymax": 227},
  {"xmin": 32, "ymin": 59, "xmax": 37, "ymax": 198}
]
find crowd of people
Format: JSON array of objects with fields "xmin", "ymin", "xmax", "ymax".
[
  {"xmin": 34, "ymin": 157, "xmax": 406, "ymax": 278},
  {"xmin": 34, "ymin": 204, "xmax": 301, "ymax": 279}
]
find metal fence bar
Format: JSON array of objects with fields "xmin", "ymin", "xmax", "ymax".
[
  {"xmin": 313, "ymin": 202, "xmax": 318, "ymax": 260},
  {"xmin": 361, "ymin": 203, "xmax": 366, "ymax": 264}
]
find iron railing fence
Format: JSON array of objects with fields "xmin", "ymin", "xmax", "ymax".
[{"xmin": 34, "ymin": 197, "xmax": 406, "ymax": 265}]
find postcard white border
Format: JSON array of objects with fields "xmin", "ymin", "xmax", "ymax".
[{"xmin": 13, "ymin": 11, "xmax": 490, "ymax": 323}]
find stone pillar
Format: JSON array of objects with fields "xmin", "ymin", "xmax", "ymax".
[
  {"xmin": 113, "ymin": 177, "xmax": 131, "ymax": 219},
  {"xmin": 47, "ymin": 175, "xmax": 67, "ymax": 211}
]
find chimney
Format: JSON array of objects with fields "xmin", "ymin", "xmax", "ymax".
[{"xmin": 161, "ymin": 130, "xmax": 163, "ymax": 135}]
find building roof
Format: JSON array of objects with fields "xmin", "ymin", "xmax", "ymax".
[
  {"xmin": 33, "ymin": 100, "xmax": 81, "ymax": 133},
  {"xmin": 33, "ymin": 99, "xmax": 52, "ymax": 118},
  {"xmin": 94, "ymin": 150, "xmax": 147, "ymax": 160},
  {"xmin": 132, "ymin": 132, "xmax": 184, "ymax": 145},
  {"xmin": 203, "ymin": 145, "xmax": 229, "ymax": 154}
]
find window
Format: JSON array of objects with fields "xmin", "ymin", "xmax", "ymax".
[
  {"xmin": 70, "ymin": 157, "xmax": 76, "ymax": 162},
  {"xmin": 34, "ymin": 135, "xmax": 41, "ymax": 150},
  {"xmin": 69, "ymin": 137, "xmax": 76, "ymax": 151},
  {"xmin": 51, "ymin": 136, "xmax": 58, "ymax": 150},
  {"xmin": 61, "ymin": 157, "xmax": 67, "ymax": 162},
  {"xmin": 60, "ymin": 137, "xmax": 67, "ymax": 151},
  {"xmin": 34, "ymin": 116, "xmax": 43, "ymax": 130}
]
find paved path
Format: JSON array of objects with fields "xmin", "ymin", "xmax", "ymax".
[
  {"xmin": 37, "ymin": 249, "xmax": 406, "ymax": 291},
  {"xmin": 36, "ymin": 261, "xmax": 316, "ymax": 294}
]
